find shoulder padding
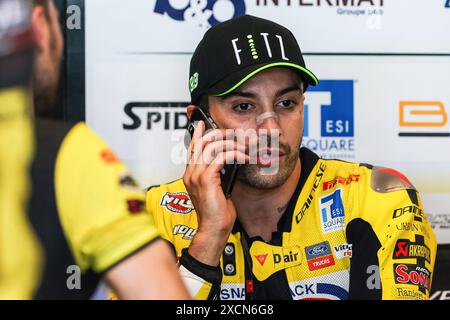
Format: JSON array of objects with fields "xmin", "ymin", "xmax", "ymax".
[{"xmin": 370, "ymin": 167, "xmax": 416, "ymax": 193}]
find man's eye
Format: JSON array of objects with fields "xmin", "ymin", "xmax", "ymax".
[
  {"xmin": 278, "ymin": 100, "xmax": 295, "ymax": 108},
  {"xmin": 233, "ymin": 103, "xmax": 253, "ymax": 112}
]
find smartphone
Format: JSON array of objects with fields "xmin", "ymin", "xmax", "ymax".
[{"xmin": 185, "ymin": 107, "xmax": 240, "ymax": 198}]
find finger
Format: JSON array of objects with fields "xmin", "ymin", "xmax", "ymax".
[
  {"xmin": 188, "ymin": 120, "xmax": 205, "ymax": 165},
  {"xmin": 202, "ymin": 140, "xmax": 247, "ymax": 165},
  {"xmin": 204, "ymin": 150, "xmax": 249, "ymax": 177},
  {"xmin": 192, "ymin": 128, "xmax": 237, "ymax": 165}
]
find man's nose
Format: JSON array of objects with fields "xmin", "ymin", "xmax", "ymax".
[{"xmin": 256, "ymin": 112, "xmax": 281, "ymax": 131}]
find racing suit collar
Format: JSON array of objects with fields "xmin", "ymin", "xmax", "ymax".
[{"xmin": 231, "ymin": 147, "xmax": 320, "ymax": 236}]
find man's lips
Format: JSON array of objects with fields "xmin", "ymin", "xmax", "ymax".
[{"xmin": 256, "ymin": 149, "xmax": 284, "ymax": 166}]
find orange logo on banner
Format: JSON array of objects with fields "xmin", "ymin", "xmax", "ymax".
[{"xmin": 399, "ymin": 101, "xmax": 448, "ymax": 127}]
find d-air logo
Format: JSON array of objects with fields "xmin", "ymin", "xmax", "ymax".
[
  {"xmin": 319, "ymin": 188, "xmax": 345, "ymax": 234},
  {"xmin": 160, "ymin": 192, "xmax": 194, "ymax": 214},
  {"xmin": 255, "ymin": 254, "xmax": 268, "ymax": 266},
  {"xmin": 398, "ymin": 101, "xmax": 450, "ymax": 137},
  {"xmin": 153, "ymin": 0, "xmax": 246, "ymax": 28},
  {"xmin": 274, "ymin": 251, "xmax": 299, "ymax": 265},
  {"xmin": 305, "ymin": 241, "xmax": 335, "ymax": 271},
  {"xmin": 393, "ymin": 239, "xmax": 431, "ymax": 263},
  {"xmin": 173, "ymin": 225, "xmax": 197, "ymax": 240},
  {"xmin": 303, "ymin": 80, "xmax": 355, "ymax": 159},
  {"xmin": 250, "ymin": 242, "xmax": 303, "ymax": 281}
]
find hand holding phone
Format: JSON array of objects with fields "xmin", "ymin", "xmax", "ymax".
[{"xmin": 185, "ymin": 107, "xmax": 240, "ymax": 198}]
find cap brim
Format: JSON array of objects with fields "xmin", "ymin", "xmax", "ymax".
[{"xmin": 208, "ymin": 62, "xmax": 319, "ymax": 97}]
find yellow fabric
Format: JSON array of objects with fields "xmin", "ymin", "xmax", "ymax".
[
  {"xmin": 146, "ymin": 157, "xmax": 437, "ymax": 300},
  {"xmin": 0, "ymin": 88, "xmax": 42, "ymax": 299},
  {"xmin": 55, "ymin": 123, "xmax": 160, "ymax": 273}
]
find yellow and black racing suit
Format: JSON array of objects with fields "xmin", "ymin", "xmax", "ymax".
[
  {"xmin": 146, "ymin": 147, "xmax": 437, "ymax": 300},
  {"xmin": 24, "ymin": 119, "xmax": 160, "ymax": 299}
]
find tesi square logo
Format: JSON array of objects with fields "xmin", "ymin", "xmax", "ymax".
[
  {"xmin": 160, "ymin": 192, "xmax": 194, "ymax": 214},
  {"xmin": 303, "ymin": 80, "xmax": 355, "ymax": 160},
  {"xmin": 319, "ymin": 188, "xmax": 345, "ymax": 234}
]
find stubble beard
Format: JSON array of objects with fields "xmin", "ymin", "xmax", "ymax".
[{"xmin": 236, "ymin": 142, "xmax": 300, "ymax": 190}]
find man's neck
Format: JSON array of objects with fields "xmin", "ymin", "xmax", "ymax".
[{"xmin": 231, "ymin": 160, "xmax": 301, "ymax": 242}]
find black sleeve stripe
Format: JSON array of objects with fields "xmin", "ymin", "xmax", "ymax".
[
  {"xmin": 346, "ymin": 218, "xmax": 382, "ymax": 300},
  {"xmin": 407, "ymin": 189, "xmax": 419, "ymax": 206},
  {"xmin": 359, "ymin": 163, "xmax": 374, "ymax": 169}
]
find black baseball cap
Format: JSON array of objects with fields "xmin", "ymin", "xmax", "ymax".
[{"xmin": 189, "ymin": 15, "xmax": 318, "ymax": 104}]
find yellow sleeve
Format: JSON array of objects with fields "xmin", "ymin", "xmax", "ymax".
[
  {"xmin": 54, "ymin": 123, "xmax": 160, "ymax": 273},
  {"xmin": 0, "ymin": 88, "xmax": 42, "ymax": 299},
  {"xmin": 355, "ymin": 167, "xmax": 437, "ymax": 300}
]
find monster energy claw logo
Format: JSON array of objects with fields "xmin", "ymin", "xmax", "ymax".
[
  {"xmin": 154, "ymin": 0, "xmax": 246, "ymax": 28},
  {"xmin": 189, "ymin": 72, "xmax": 199, "ymax": 93}
]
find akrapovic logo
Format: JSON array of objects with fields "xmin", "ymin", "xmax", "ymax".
[
  {"xmin": 123, "ymin": 102, "xmax": 189, "ymax": 131},
  {"xmin": 153, "ymin": 0, "xmax": 246, "ymax": 28}
]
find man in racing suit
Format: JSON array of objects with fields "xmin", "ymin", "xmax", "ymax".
[
  {"xmin": 146, "ymin": 15, "xmax": 436, "ymax": 300},
  {"xmin": 0, "ymin": 0, "xmax": 189, "ymax": 299}
]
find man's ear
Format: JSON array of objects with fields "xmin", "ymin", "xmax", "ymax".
[
  {"xmin": 31, "ymin": 6, "xmax": 49, "ymax": 53},
  {"xmin": 186, "ymin": 105, "xmax": 197, "ymax": 119}
]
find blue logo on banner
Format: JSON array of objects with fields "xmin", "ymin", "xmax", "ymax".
[
  {"xmin": 304, "ymin": 80, "xmax": 354, "ymax": 137},
  {"xmin": 446, "ymin": 0, "xmax": 450, "ymax": 8},
  {"xmin": 154, "ymin": 0, "xmax": 246, "ymax": 27}
]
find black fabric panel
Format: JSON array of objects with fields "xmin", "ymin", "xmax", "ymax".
[
  {"xmin": 430, "ymin": 244, "xmax": 450, "ymax": 300},
  {"xmin": 29, "ymin": 118, "xmax": 100, "ymax": 299},
  {"xmin": 346, "ymin": 218, "xmax": 382, "ymax": 300}
]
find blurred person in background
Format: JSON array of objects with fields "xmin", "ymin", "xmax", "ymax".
[
  {"xmin": 0, "ymin": 0, "xmax": 190, "ymax": 300},
  {"xmin": 0, "ymin": 0, "xmax": 42, "ymax": 299}
]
